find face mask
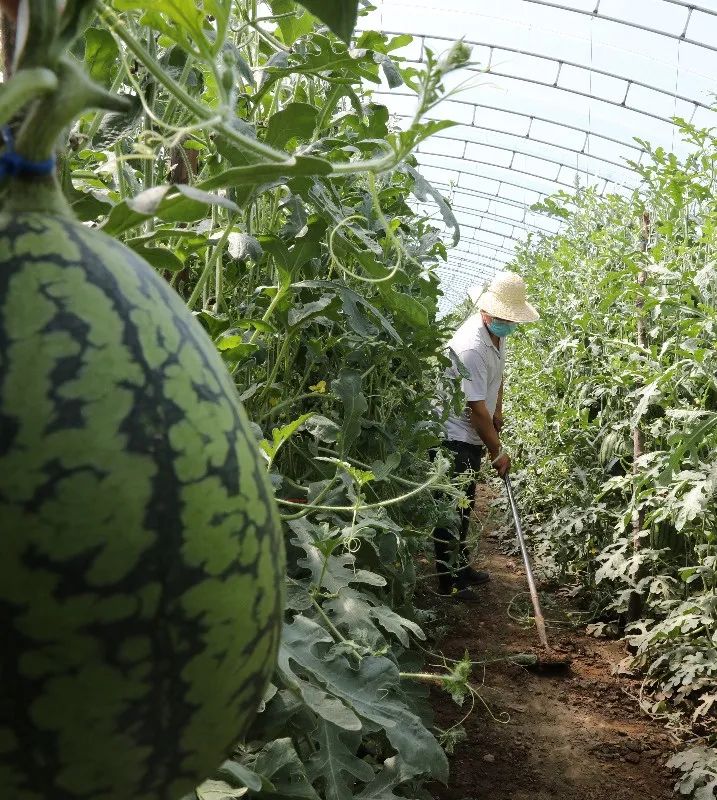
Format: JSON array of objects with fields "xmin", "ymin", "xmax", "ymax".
[{"xmin": 487, "ymin": 319, "xmax": 518, "ymax": 338}]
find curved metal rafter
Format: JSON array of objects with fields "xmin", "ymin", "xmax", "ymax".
[
  {"xmin": 452, "ymin": 248, "xmax": 516, "ymax": 265},
  {"xmin": 431, "ymin": 180, "xmax": 569, "ymax": 242},
  {"xmin": 423, "ymin": 207, "xmax": 554, "ymax": 240},
  {"xmin": 459, "ymin": 222, "xmax": 548, "ymax": 244},
  {"xmin": 441, "ymin": 273, "xmax": 504, "ymax": 293},
  {"xmin": 659, "ymin": 1, "xmax": 717, "ymax": 18},
  {"xmin": 440, "ymin": 269, "xmax": 492, "ymax": 281},
  {"xmin": 459, "ymin": 213, "xmax": 540, "ymax": 234},
  {"xmin": 419, "ymin": 151, "xmax": 607, "ymax": 193},
  {"xmin": 445, "ymin": 278, "xmax": 509, "ymax": 295},
  {"xmin": 452, "ymin": 207, "xmax": 557, "ymax": 235},
  {"xmin": 452, "ymin": 207, "xmax": 564, "ymax": 239},
  {"xmin": 451, "ymin": 197, "xmax": 563, "ymax": 223},
  {"xmin": 451, "ymin": 256, "xmax": 508, "ymax": 272},
  {"xmin": 453, "ymin": 248, "xmax": 514, "ymax": 264},
  {"xmin": 392, "ymin": 31, "xmax": 710, "ymax": 122},
  {"xmin": 471, "ymin": 68, "xmax": 693, "ymax": 127},
  {"xmin": 446, "ymin": 265, "xmax": 507, "ymax": 282},
  {"xmin": 453, "ymin": 238, "xmax": 518, "ymax": 256},
  {"xmin": 451, "ymin": 245, "xmax": 517, "ymax": 262},
  {"xmin": 416, "ymin": 190, "xmax": 564, "ymax": 234},
  {"xmin": 430, "ymin": 175, "xmax": 558, "ymax": 202},
  {"xmin": 449, "ymin": 259, "xmax": 512, "ymax": 274},
  {"xmin": 443, "ymin": 273, "xmax": 509, "ymax": 295},
  {"xmin": 417, "ymin": 141, "xmax": 636, "ymax": 190},
  {"xmin": 442, "ymin": 283, "xmax": 497, "ymax": 300},
  {"xmin": 430, "ymin": 181, "xmax": 556, "ymax": 212},
  {"xmin": 458, "ymin": 238, "xmax": 522, "ymax": 256},
  {"xmin": 390, "ymin": 111, "xmax": 642, "ymax": 174},
  {"xmin": 434, "ymin": 183, "xmax": 558, "ymax": 253},
  {"xmin": 384, "ymin": 95, "xmax": 651, "ymax": 158},
  {"xmin": 518, "ymin": 0, "xmax": 717, "ymax": 55},
  {"xmin": 455, "ymin": 229, "xmax": 522, "ymax": 245},
  {"xmin": 431, "ymin": 182, "xmax": 572, "ymax": 236},
  {"xmin": 365, "ymin": 3, "xmax": 717, "ymax": 308},
  {"xmin": 466, "ymin": 101, "xmax": 646, "ymax": 156},
  {"xmin": 452, "ymin": 246, "xmax": 517, "ymax": 261},
  {"xmin": 449, "ymin": 262, "xmax": 511, "ymax": 280},
  {"xmin": 446, "ymin": 278, "xmax": 507, "ymax": 294},
  {"xmin": 451, "ymin": 192, "xmax": 554, "ymax": 214},
  {"xmin": 462, "ymin": 230, "xmax": 521, "ymax": 244}
]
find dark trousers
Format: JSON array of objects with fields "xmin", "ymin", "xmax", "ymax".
[{"xmin": 432, "ymin": 440, "xmax": 484, "ymax": 591}]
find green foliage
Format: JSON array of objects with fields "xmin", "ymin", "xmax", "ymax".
[
  {"xmin": 0, "ymin": 3, "xmax": 477, "ymax": 799},
  {"xmin": 669, "ymin": 747, "xmax": 717, "ymax": 799},
  {"xmin": 292, "ymin": 0, "xmax": 359, "ymax": 45},
  {"xmin": 506, "ymin": 119, "xmax": 717, "ymax": 796}
]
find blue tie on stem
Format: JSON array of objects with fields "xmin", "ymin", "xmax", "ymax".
[{"xmin": 0, "ymin": 125, "xmax": 56, "ymax": 180}]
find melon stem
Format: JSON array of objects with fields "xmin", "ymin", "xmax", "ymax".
[
  {"xmin": 15, "ymin": 56, "xmax": 128, "ymax": 163},
  {"xmin": 0, "ymin": 67, "xmax": 57, "ymax": 126},
  {"xmin": 2, "ymin": 56, "xmax": 129, "ymax": 216},
  {"xmin": 1, "ymin": 174, "xmax": 71, "ymax": 215}
]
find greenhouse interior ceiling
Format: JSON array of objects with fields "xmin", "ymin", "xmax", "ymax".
[{"xmin": 360, "ymin": 0, "xmax": 717, "ymax": 311}]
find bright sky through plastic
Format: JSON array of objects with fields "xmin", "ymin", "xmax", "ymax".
[{"xmin": 360, "ymin": 0, "xmax": 717, "ymax": 313}]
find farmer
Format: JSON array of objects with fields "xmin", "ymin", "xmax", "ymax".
[{"xmin": 434, "ymin": 271, "xmax": 540, "ymax": 601}]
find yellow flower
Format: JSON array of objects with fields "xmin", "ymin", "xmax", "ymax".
[{"xmin": 310, "ymin": 380, "xmax": 327, "ymax": 394}]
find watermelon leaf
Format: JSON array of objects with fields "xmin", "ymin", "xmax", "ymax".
[
  {"xmin": 261, "ymin": 413, "xmax": 315, "ymax": 467},
  {"xmin": 249, "ymin": 738, "xmax": 320, "ymax": 799},
  {"xmin": 307, "ymin": 722, "xmax": 374, "ymax": 800},
  {"xmin": 331, "ymin": 370, "xmax": 368, "ymax": 455},
  {"xmin": 294, "ymin": 0, "xmax": 359, "ymax": 44},
  {"xmin": 197, "ymin": 156, "xmax": 333, "ymax": 192},
  {"xmin": 102, "ymin": 185, "xmax": 238, "ymax": 235},
  {"xmin": 195, "ymin": 779, "xmax": 247, "ymax": 800},
  {"xmin": 83, "ymin": 28, "xmax": 119, "ymax": 87},
  {"xmin": 278, "ymin": 617, "xmax": 449, "ymax": 781},
  {"xmin": 292, "ymin": 281, "xmax": 402, "ymax": 343},
  {"xmin": 218, "ymin": 760, "xmax": 268, "ymax": 792},
  {"xmin": 265, "ymin": 103, "xmax": 319, "ymax": 151},
  {"xmin": 269, "ymin": 0, "xmax": 316, "ymax": 45},
  {"xmin": 289, "ymin": 520, "xmax": 386, "ymax": 594},
  {"xmin": 356, "ymin": 756, "xmax": 420, "ymax": 800}
]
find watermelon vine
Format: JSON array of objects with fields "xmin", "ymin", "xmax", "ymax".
[
  {"xmin": 502, "ymin": 118, "xmax": 717, "ymax": 798},
  {"xmin": 0, "ymin": 3, "xmax": 289, "ymax": 799},
  {"xmin": 1, "ymin": 3, "xmax": 473, "ymax": 800}
]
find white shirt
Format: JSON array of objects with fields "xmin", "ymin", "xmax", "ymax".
[{"xmin": 440, "ymin": 314, "xmax": 507, "ymax": 446}]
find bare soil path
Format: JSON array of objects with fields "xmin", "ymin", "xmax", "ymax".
[{"xmin": 420, "ymin": 495, "xmax": 678, "ymax": 800}]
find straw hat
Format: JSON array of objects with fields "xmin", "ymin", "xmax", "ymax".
[{"xmin": 471, "ymin": 271, "xmax": 539, "ymax": 323}]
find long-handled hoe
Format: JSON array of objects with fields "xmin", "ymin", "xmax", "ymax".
[{"xmin": 504, "ymin": 475, "xmax": 572, "ymax": 671}]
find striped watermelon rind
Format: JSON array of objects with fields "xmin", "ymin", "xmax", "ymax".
[{"xmin": 0, "ymin": 213, "xmax": 285, "ymax": 800}]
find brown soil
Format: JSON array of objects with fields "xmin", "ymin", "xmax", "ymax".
[{"xmin": 420, "ymin": 490, "xmax": 678, "ymax": 800}]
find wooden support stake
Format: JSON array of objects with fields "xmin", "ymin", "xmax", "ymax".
[{"xmin": 626, "ymin": 210, "xmax": 650, "ymax": 623}]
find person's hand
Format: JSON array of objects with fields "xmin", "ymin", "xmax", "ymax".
[
  {"xmin": 493, "ymin": 412, "xmax": 504, "ymax": 433},
  {"xmin": 491, "ymin": 450, "xmax": 511, "ymax": 477}
]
